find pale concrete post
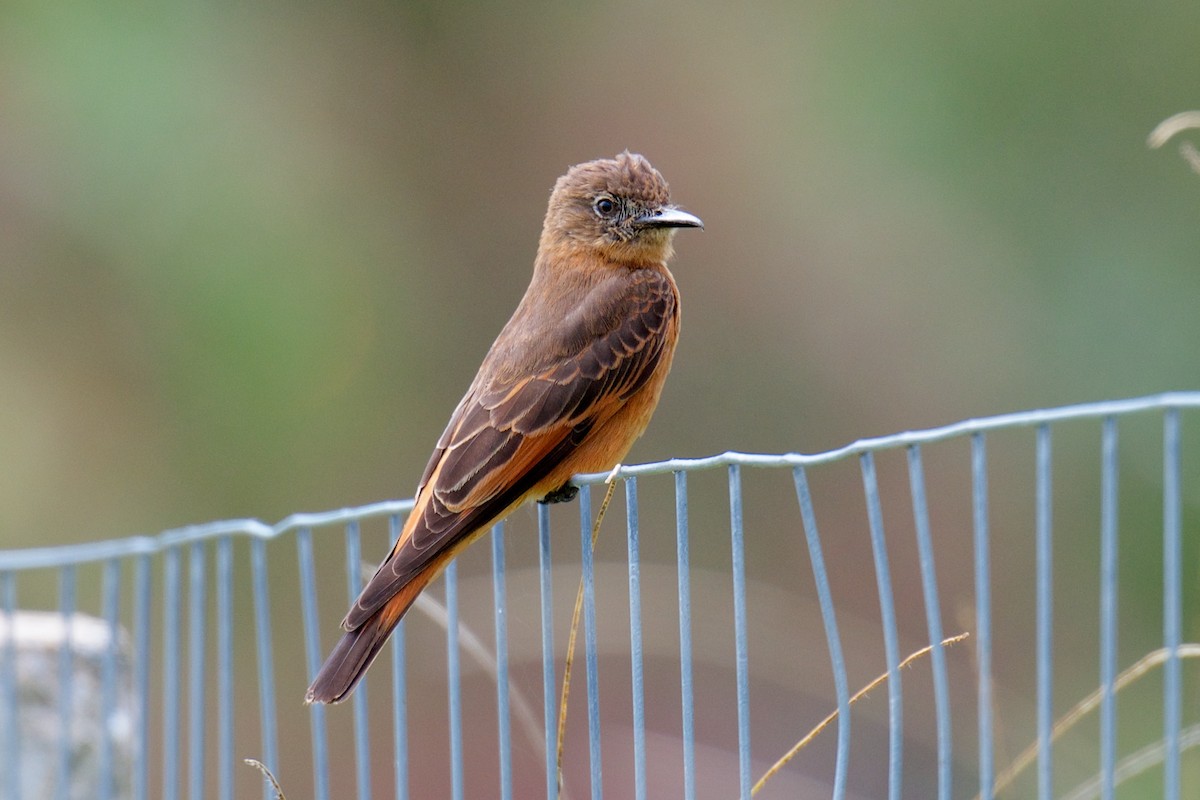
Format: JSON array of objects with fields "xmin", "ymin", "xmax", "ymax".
[{"xmin": 0, "ymin": 612, "xmax": 133, "ymax": 800}]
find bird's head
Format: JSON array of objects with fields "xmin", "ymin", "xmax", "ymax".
[{"xmin": 540, "ymin": 151, "xmax": 703, "ymax": 267}]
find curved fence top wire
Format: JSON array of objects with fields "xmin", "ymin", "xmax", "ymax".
[{"xmin": 2, "ymin": 390, "xmax": 1197, "ymax": 571}]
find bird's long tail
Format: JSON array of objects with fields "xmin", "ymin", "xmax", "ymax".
[{"xmin": 305, "ymin": 573, "xmax": 432, "ymax": 704}]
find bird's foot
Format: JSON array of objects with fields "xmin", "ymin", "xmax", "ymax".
[{"xmin": 538, "ymin": 482, "xmax": 579, "ymax": 505}]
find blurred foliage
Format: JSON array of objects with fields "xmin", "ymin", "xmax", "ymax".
[
  {"xmin": 1, "ymin": 1, "xmax": 1199, "ymax": 794},
  {"xmin": 3, "ymin": 1, "xmax": 1199, "ymax": 544},
  {"xmin": 9, "ymin": 0, "xmax": 1200, "ymax": 544}
]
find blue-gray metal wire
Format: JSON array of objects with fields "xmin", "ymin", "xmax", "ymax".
[
  {"xmin": 132, "ymin": 554, "xmax": 151, "ymax": 800},
  {"xmin": 0, "ymin": 392, "xmax": 1196, "ymax": 799},
  {"xmin": 625, "ymin": 478, "xmax": 648, "ymax": 800},
  {"xmin": 580, "ymin": 487, "xmax": 604, "ymax": 800},
  {"xmin": 187, "ymin": 541, "xmax": 206, "ymax": 800},
  {"xmin": 907, "ymin": 445, "xmax": 952, "ymax": 800},
  {"xmin": 793, "ymin": 466, "xmax": 851, "ymax": 798},
  {"xmin": 1163, "ymin": 409, "xmax": 1182, "ymax": 800},
  {"xmin": 2, "ymin": 573, "xmax": 17, "ymax": 800},
  {"xmin": 345, "ymin": 521, "xmax": 373, "ymax": 800},
  {"xmin": 162, "ymin": 547, "xmax": 180, "ymax": 800},
  {"xmin": 216, "ymin": 537, "xmax": 234, "ymax": 800},
  {"xmin": 972, "ymin": 432, "xmax": 994, "ymax": 798},
  {"xmin": 491, "ymin": 522, "xmax": 514, "ymax": 800},
  {"xmin": 55, "ymin": 565, "xmax": 74, "ymax": 800},
  {"xmin": 1100, "ymin": 418, "xmax": 1119, "ymax": 800},
  {"xmin": 1035, "ymin": 424, "xmax": 1053, "ymax": 800},
  {"xmin": 99, "ymin": 558, "xmax": 121, "ymax": 800},
  {"xmin": 537, "ymin": 503, "xmax": 556, "ymax": 800},
  {"xmin": 445, "ymin": 559, "xmax": 463, "ymax": 800},
  {"xmin": 296, "ymin": 527, "xmax": 330, "ymax": 800},
  {"xmin": 250, "ymin": 538, "xmax": 277, "ymax": 800},
  {"xmin": 388, "ymin": 512, "xmax": 409, "ymax": 800},
  {"xmin": 727, "ymin": 465, "xmax": 753, "ymax": 800},
  {"xmin": 674, "ymin": 471, "xmax": 697, "ymax": 800},
  {"xmin": 861, "ymin": 452, "xmax": 903, "ymax": 800}
]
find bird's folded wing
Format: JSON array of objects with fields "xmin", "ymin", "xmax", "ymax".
[{"xmin": 342, "ymin": 270, "xmax": 676, "ymax": 630}]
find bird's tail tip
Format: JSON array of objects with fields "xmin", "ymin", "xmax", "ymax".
[{"xmin": 305, "ymin": 608, "xmax": 401, "ymax": 705}]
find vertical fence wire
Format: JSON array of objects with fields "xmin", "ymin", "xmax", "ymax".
[
  {"xmin": 579, "ymin": 486, "xmax": 604, "ymax": 800},
  {"xmin": 1162, "ymin": 409, "xmax": 1182, "ymax": 800},
  {"xmin": 491, "ymin": 523, "xmax": 513, "ymax": 800},
  {"xmin": 860, "ymin": 453, "xmax": 903, "ymax": 800},
  {"xmin": 972, "ymin": 433, "xmax": 994, "ymax": 798},
  {"xmin": 1035, "ymin": 424, "xmax": 1054, "ymax": 800},
  {"xmin": 1, "ymin": 572, "xmax": 16, "ymax": 800},
  {"xmin": 626, "ymin": 478, "xmax": 648, "ymax": 800},
  {"xmin": 1099, "ymin": 418, "xmax": 1119, "ymax": 800},
  {"xmin": 343, "ymin": 522, "xmax": 373, "ymax": 800},
  {"xmin": 445, "ymin": 560, "xmax": 463, "ymax": 800},
  {"xmin": 388, "ymin": 512, "xmax": 409, "ymax": 800},
  {"xmin": 187, "ymin": 541, "xmax": 207, "ymax": 800},
  {"xmin": 728, "ymin": 465, "xmax": 752, "ymax": 800},
  {"xmin": 674, "ymin": 471, "xmax": 696, "ymax": 800},
  {"xmin": 250, "ymin": 537, "xmax": 278, "ymax": 800},
  {"xmin": 133, "ymin": 553, "xmax": 152, "ymax": 800},
  {"xmin": 906, "ymin": 445, "xmax": 952, "ymax": 799},
  {"xmin": 98, "ymin": 558, "xmax": 122, "ymax": 800},
  {"xmin": 216, "ymin": 537, "xmax": 234, "ymax": 800},
  {"xmin": 537, "ymin": 503, "xmax": 556, "ymax": 800},
  {"xmin": 793, "ymin": 466, "xmax": 850, "ymax": 799},
  {"xmin": 296, "ymin": 527, "xmax": 330, "ymax": 800},
  {"xmin": 55, "ymin": 565, "xmax": 75, "ymax": 800},
  {"xmin": 162, "ymin": 547, "xmax": 181, "ymax": 800}
]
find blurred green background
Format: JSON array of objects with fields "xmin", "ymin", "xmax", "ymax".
[
  {"xmin": 3, "ymin": 1, "xmax": 1198, "ymax": 547},
  {"xmin": 2, "ymin": 1, "xmax": 1198, "ymax": 797}
]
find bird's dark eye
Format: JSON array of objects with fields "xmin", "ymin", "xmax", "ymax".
[{"xmin": 594, "ymin": 196, "xmax": 617, "ymax": 216}]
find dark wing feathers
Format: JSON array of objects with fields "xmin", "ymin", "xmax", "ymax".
[
  {"xmin": 506, "ymin": 377, "xmax": 579, "ymax": 434},
  {"xmin": 439, "ymin": 427, "xmax": 522, "ymax": 503},
  {"xmin": 344, "ymin": 270, "xmax": 675, "ymax": 630}
]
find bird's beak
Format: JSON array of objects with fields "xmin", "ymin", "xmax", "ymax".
[{"xmin": 634, "ymin": 206, "xmax": 704, "ymax": 230}]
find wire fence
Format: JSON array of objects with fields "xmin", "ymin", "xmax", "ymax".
[{"xmin": 1, "ymin": 392, "xmax": 1197, "ymax": 799}]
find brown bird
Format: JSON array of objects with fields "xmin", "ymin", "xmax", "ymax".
[{"xmin": 306, "ymin": 152, "xmax": 702, "ymax": 704}]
